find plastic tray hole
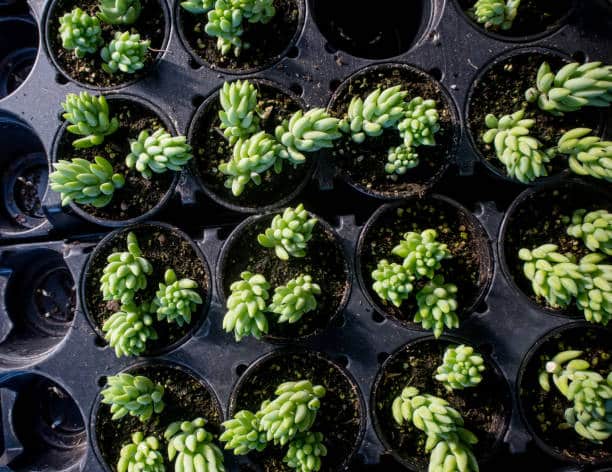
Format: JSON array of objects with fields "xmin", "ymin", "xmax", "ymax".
[
  {"xmin": 286, "ymin": 46, "xmax": 299, "ymax": 59},
  {"xmin": 289, "ymin": 83, "xmax": 303, "ymax": 97},
  {"xmin": 572, "ymin": 51, "xmax": 586, "ymax": 63},
  {"xmin": 189, "ymin": 57, "xmax": 202, "ymax": 70},
  {"xmin": 0, "ymin": 16, "xmax": 38, "ymax": 99},
  {"xmin": 474, "ymin": 300, "xmax": 488, "ymax": 314},
  {"xmin": 97, "ymin": 376, "xmax": 107, "ymax": 388},
  {"xmin": 191, "ymin": 94, "xmax": 205, "ymax": 108},
  {"xmin": 54, "ymin": 72, "xmax": 68, "ymax": 85},
  {"xmin": 329, "ymin": 79, "xmax": 340, "ymax": 92},
  {"xmin": 372, "ymin": 311, "xmax": 385, "ymax": 323},
  {"xmin": 94, "ymin": 335, "xmax": 106, "ymax": 348},
  {"xmin": 377, "ymin": 352, "xmax": 389, "ymax": 364},
  {"xmin": 334, "ymin": 354, "xmax": 349, "ymax": 367},
  {"xmin": 476, "ymin": 343, "xmax": 493, "ymax": 356},
  {"xmin": 429, "ymin": 67, "xmax": 443, "ymax": 81},
  {"xmin": 324, "ymin": 43, "xmax": 337, "ymax": 54},
  {"xmin": 235, "ymin": 363, "xmax": 247, "ymax": 376}
]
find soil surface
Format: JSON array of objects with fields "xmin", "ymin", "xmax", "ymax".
[
  {"xmin": 95, "ymin": 364, "xmax": 222, "ymax": 471},
  {"xmin": 328, "ymin": 66, "xmax": 456, "ymax": 198},
  {"xmin": 520, "ymin": 326, "xmax": 612, "ymax": 464},
  {"xmin": 374, "ymin": 339, "xmax": 511, "ymax": 469},
  {"xmin": 55, "ymin": 98, "xmax": 174, "ymax": 222},
  {"xmin": 232, "ymin": 352, "xmax": 363, "ymax": 471},
  {"xmin": 85, "ymin": 224, "xmax": 209, "ymax": 354},
  {"xmin": 221, "ymin": 213, "xmax": 349, "ymax": 340},
  {"xmin": 48, "ymin": 0, "xmax": 166, "ymax": 87}
]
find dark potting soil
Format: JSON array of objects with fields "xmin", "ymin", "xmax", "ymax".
[
  {"xmin": 95, "ymin": 364, "xmax": 222, "ymax": 471},
  {"xmin": 85, "ymin": 224, "xmax": 209, "ymax": 354},
  {"xmin": 520, "ymin": 327, "xmax": 612, "ymax": 464},
  {"xmin": 191, "ymin": 82, "xmax": 311, "ymax": 210},
  {"xmin": 179, "ymin": 0, "xmax": 300, "ymax": 71},
  {"xmin": 328, "ymin": 66, "xmax": 456, "ymax": 198},
  {"xmin": 458, "ymin": 0, "xmax": 572, "ymax": 37},
  {"xmin": 221, "ymin": 214, "xmax": 349, "ymax": 339},
  {"xmin": 48, "ymin": 0, "xmax": 166, "ymax": 87},
  {"xmin": 468, "ymin": 52, "xmax": 602, "ymax": 180},
  {"xmin": 360, "ymin": 198, "xmax": 490, "ymax": 327},
  {"xmin": 56, "ymin": 98, "xmax": 174, "ymax": 222},
  {"xmin": 503, "ymin": 181, "xmax": 612, "ymax": 314},
  {"xmin": 374, "ymin": 339, "xmax": 510, "ymax": 469},
  {"xmin": 233, "ymin": 352, "xmax": 363, "ymax": 471}
]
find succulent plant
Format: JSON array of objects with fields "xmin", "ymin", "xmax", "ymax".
[
  {"xmin": 397, "ymin": 96, "xmax": 440, "ymax": 148},
  {"xmin": 101, "ymin": 373, "xmax": 165, "ymax": 422},
  {"xmin": 525, "ymin": 61, "xmax": 612, "ymax": 116},
  {"xmin": 180, "ymin": 0, "xmax": 214, "ymax": 14},
  {"xmin": 220, "ymin": 410, "xmax": 267, "ymax": 455},
  {"xmin": 392, "ymin": 229, "xmax": 452, "ymax": 280},
  {"xmin": 284, "ymin": 432, "xmax": 327, "ymax": 472},
  {"xmin": 339, "ymin": 86, "xmax": 408, "ymax": 143},
  {"xmin": 239, "ymin": 0, "xmax": 275, "ymax": 23},
  {"xmin": 258, "ymin": 380, "xmax": 326, "ymax": 446},
  {"xmin": 59, "ymin": 8, "xmax": 104, "ymax": 58},
  {"xmin": 118, "ymin": 432, "xmax": 164, "ymax": 472},
  {"xmin": 219, "ymin": 80, "xmax": 261, "ymax": 145},
  {"xmin": 576, "ymin": 253, "xmax": 612, "ymax": 326},
  {"xmin": 164, "ymin": 418, "xmax": 226, "ymax": 472},
  {"xmin": 470, "ymin": 0, "xmax": 521, "ymax": 30},
  {"xmin": 275, "ymin": 109, "xmax": 342, "ymax": 165},
  {"xmin": 100, "ymin": 232, "xmax": 153, "ymax": 304},
  {"xmin": 268, "ymin": 274, "xmax": 321, "ymax": 324},
  {"xmin": 371, "ymin": 259, "xmax": 415, "ymax": 308},
  {"xmin": 428, "ymin": 439, "xmax": 480, "ymax": 472},
  {"xmin": 98, "ymin": 0, "xmax": 142, "ymax": 24},
  {"xmin": 257, "ymin": 204, "xmax": 318, "ymax": 260},
  {"xmin": 385, "ymin": 144, "xmax": 420, "ymax": 175},
  {"xmin": 567, "ymin": 209, "xmax": 612, "ymax": 256},
  {"xmin": 126, "ymin": 128, "xmax": 193, "ymax": 178},
  {"xmin": 49, "ymin": 156, "xmax": 125, "ymax": 208},
  {"xmin": 152, "ymin": 269, "xmax": 202, "ymax": 327},
  {"xmin": 482, "ymin": 110, "xmax": 552, "ymax": 183},
  {"xmin": 435, "ymin": 345, "xmax": 485, "ymax": 391},
  {"xmin": 61, "ymin": 92, "xmax": 120, "ymax": 148},
  {"xmin": 223, "ymin": 271, "xmax": 270, "ymax": 341},
  {"xmin": 103, "ymin": 302, "xmax": 158, "ymax": 357},
  {"xmin": 101, "ymin": 31, "xmax": 150, "ymax": 74},
  {"xmin": 557, "ymin": 128, "xmax": 612, "ymax": 182},
  {"xmin": 414, "ymin": 275, "xmax": 459, "ymax": 339}
]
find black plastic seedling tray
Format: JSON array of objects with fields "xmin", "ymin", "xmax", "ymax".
[{"xmin": 1, "ymin": 0, "xmax": 611, "ymax": 470}]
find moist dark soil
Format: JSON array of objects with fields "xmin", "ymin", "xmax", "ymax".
[
  {"xmin": 360, "ymin": 198, "xmax": 490, "ymax": 327},
  {"xmin": 14, "ymin": 165, "xmax": 45, "ymax": 219},
  {"xmin": 48, "ymin": 0, "xmax": 166, "ymax": 87},
  {"xmin": 503, "ymin": 181, "xmax": 612, "ymax": 315},
  {"xmin": 56, "ymin": 98, "xmax": 174, "ymax": 222},
  {"xmin": 179, "ymin": 0, "xmax": 300, "ymax": 71},
  {"xmin": 458, "ymin": 0, "xmax": 572, "ymax": 37},
  {"xmin": 191, "ymin": 82, "xmax": 311, "ymax": 210},
  {"xmin": 468, "ymin": 52, "xmax": 602, "ymax": 180},
  {"xmin": 85, "ymin": 224, "xmax": 209, "ymax": 354},
  {"xmin": 96, "ymin": 364, "xmax": 222, "ymax": 471},
  {"xmin": 328, "ymin": 66, "xmax": 456, "ymax": 198},
  {"xmin": 221, "ymin": 214, "xmax": 349, "ymax": 340},
  {"xmin": 232, "ymin": 352, "xmax": 363, "ymax": 471},
  {"xmin": 374, "ymin": 339, "xmax": 511, "ymax": 469},
  {"xmin": 520, "ymin": 326, "xmax": 612, "ymax": 464}
]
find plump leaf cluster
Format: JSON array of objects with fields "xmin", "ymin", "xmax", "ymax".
[
  {"xmin": 180, "ymin": 0, "xmax": 214, "ymax": 14},
  {"xmin": 62, "ymin": 92, "xmax": 120, "ymax": 149},
  {"xmin": 283, "ymin": 431, "xmax": 327, "ymax": 472},
  {"xmin": 103, "ymin": 302, "xmax": 158, "ymax": 357},
  {"xmin": 392, "ymin": 229, "xmax": 452, "ymax": 279},
  {"xmin": 469, "ymin": 0, "xmax": 521, "ymax": 30},
  {"xmin": 415, "ymin": 275, "xmax": 460, "ymax": 340},
  {"xmin": 219, "ymin": 410, "xmax": 267, "ymax": 455},
  {"xmin": 152, "ymin": 269, "xmax": 203, "ymax": 327},
  {"xmin": 371, "ymin": 259, "xmax": 415, "ymax": 308},
  {"xmin": 101, "ymin": 31, "xmax": 150, "ymax": 74},
  {"xmin": 558, "ymin": 128, "xmax": 612, "ymax": 182},
  {"xmin": 98, "ymin": 0, "xmax": 142, "ymax": 25},
  {"xmin": 101, "ymin": 373, "xmax": 165, "ymax": 422},
  {"xmin": 126, "ymin": 127, "xmax": 193, "ymax": 178},
  {"xmin": 164, "ymin": 418, "xmax": 226, "ymax": 472},
  {"xmin": 268, "ymin": 274, "xmax": 321, "ymax": 324},
  {"xmin": 398, "ymin": 96, "xmax": 440, "ymax": 148},
  {"xmin": 257, "ymin": 204, "xmax": 318, "ymax": 260},
  {"xmin": 385, "ymin": 144, "xmax": 419, "ymax": 176},
  {"xmin": 567, "ymin": 209, "xmax": 612, "ymax": 256},
  {"xmin": 435, "ymin": 344, "xmax": 485, "ymax": 391},
  {"xmin": 59, "ymin": 8, "xmax": 104, "ymax": 58},
  {"xmin": 219, "ymin": 80, "xmax": 261, "ymax": 145},
  {"xmin": 118, "ymin": 432, "xmax": 165, "ymax": 472}
]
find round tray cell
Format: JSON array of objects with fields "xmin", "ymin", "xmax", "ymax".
[
  {"xmin": 310, "ymin": 0, "xmax": 431, "ymax": 59},
  {"xmin": 0, "ymin": 372, "xmax": 87, "ymax": 471},
  {"xmin": 0, "ymin": 16, "xmax": 37, "ymax": 99},
  {"xmin": 0, "ymin": 248, "xmax": 75, "ymax": 368}
]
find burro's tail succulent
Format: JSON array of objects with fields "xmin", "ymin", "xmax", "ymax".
[
  {"xmin": 103, "ymin": 302, "xmax": 158, "ymax": 357},
  {"xmin": 576, "ymin": 253, "xmax": 612, "ymax": 326},
  {"xmin": 152, "ymin": 269, "xmax": 202, "ymax": 327},
  {"xmin": 220, "ymin": 410, "xmax": 267, "ymax": 455},
  {"xmin": 525, "ymin": 61, "xmax": 612, "ymax": 116},
  {"xmin": 385, "ymin": 144, "xmax": 419, "ymax": 175},
  {"xmin": 470, "ymin": 0, "xmax": 521, "ymax": 30},
  {"xmin": 414, "ymin": 275, "xmax": 459, "ymax": 339},
  {"xmin": 101, "ymin": 373, "xmax": 165, "ymax": 422},
  {"xmin": 126, "ymin": 128, "xmax": 193, "ymax": 178},
  {"xmin": 180, "ymin": 0, "xmax": 214, "ymax": 14},
  {"xmin": 118, "ymin": 432, "xmax": 164, "ymax": 472},
  {"xmin": 392, "ymin": 229, "xmax": 452, "ymax": 280},
  {"xmin": 223, "ymin": 271, "xmax": 270, "ymax": 341},
  {"xmin": 567, "ymin": 208, "xmax": 612, "ymax": 256},
  {"xmin": 284, "ymin": 431, "xmax": 327, "ymax": 472},
  {"xmin": 59, "ymin": 8, "xmax": 103, "ymax": 58},
  {"xmin": 428, "ymin": 439, "xmax": 480, "ymax": 472},
  {"xmin": 257, "ymin": 204, "xmax": 318, "ymax": 260},
  {"xmin": 371, "ymin": 259, "xmax": 415, "ymax": 308},
  {"xmin": 435, "ymin": 344, "xmax": 486, "ymax": 391},
  {"xmin": 219, "ymin": 80, "xmax": 261, "ymax": 145},
  {"xmin": 164, "ymin": 418, "xmax": 226, "ymax": 472},
  {"xmin": 268, "ymin": 274, "xmax": 321, "ymax": 324},
  {"xmin": 61, "ymin": 92, "xmax": 120, "ymax": 148},
  {"xmin": 98, "ymin": 0, "xmax": 142, "ymax": 25},
  {"xmin": 101, "ymin": 31, "xmax": 150, "ymax": 75},
  {"xmin": 557, "ymin": 128, "xmax": 612, "ymax": 182},
  {"xmin": 397, "ymin": 96, "xmax": 440, "ymax": 148}
]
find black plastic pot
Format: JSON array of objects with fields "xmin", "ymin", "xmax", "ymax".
[{"xmin": 0, "ymin": 15, "xmax": 38, "ymax": 99}]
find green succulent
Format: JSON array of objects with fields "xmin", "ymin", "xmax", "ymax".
[
  {"xmin": 557, "ymin": 128, "xmax": 612, "ymax": 182},
  {"xmin": 223, "ymin": 271, "xmax": 270, "ymax": 341},
  {"xmin": 49, "ymin": 156, "xmax": 125, "ymax": 208},
  {"xmin": 62, "ymin": 92, "xmax": 120, "ymax": 148},
  {"xmin": 180, "ymin": 0, "xmax": 214, "ymax": 14},
  {"xmin": 525, "ymin": 61, "xmax": 612, "ymax": 116},
  {"xmin": 118, "ymin": 432, "xmax": 164, "ymax": 472},
  {"xmin": 164, "ymin": 418, "xmax": 226, "ymax": 472},
  {"xmin": 257, "ymin": 204, "xmax": 318, "ymax": 260},
  {"xmin": 98, "ymin": 0, "xmax": 142, "ymax": 24},
  {"xmin": 220, "ymin": 410, "xmax": 267, "ymax": 455},
  {"xmin": 428, "ymin": 439, "xmax": 479, "ymax": 472},
  {"xmin": 126, "ymin": 128, "xmax": 193, "ymax": 178},
  {"xmin": 414, "ymin": 275, "xmax": 459, "ymax": 339},
  {"xmin": 385, "ymin": 144, "xmax": 419, "ymax": 175},
  {"xmin": 152, "ymin": 269, "xmax": 202, "ymax": 327},
  {"xmin": 392, "ymin": 229, "xmax": 452, "ymax": 280},
  {"xmin": 482, "ymin": 110, "xmax": 552, "ymax": 183},
  {"xmin": 100, "ymin": 373, "xmax": 165, "ymax": 422},
  {"xmin": 576, "ymin": 253, "xmax": 612, "ymax": 326},
  {"xmin": 284, "ymin": 432, "xmax": 327, "ymax": 472},
  {"xmin": 397, "ymin": 96, "xmax": 440, "ymax": 148},
  {"xmin": 59, "ymin": 8, "xmax": 104, "ymax": 58},
  {"xmin": 258, "ymin": 380, "xmax": 326, "ymax": 446},
  {"xmin": 239, "ymin": 0, "xmax": 275, "ymax": 23},
  {"xmin": 371, "ymin": 259, "xmax": 415, "ymax": 308},
  {"xmin": 268, "ymin": 274, "xmax": 321, "ymax": 324},
  {"xmin": 101, "ymin": 31, "xmax": 150, "ymax": 74},
  {"xmin": 435, "ymin": 345, "xmax": 485, "ymax": 391},
  {"xmin": 100, "ymin": 232, "xmax": 153, "ymax": 304},
  {"xmin": 103, "ymin": 302, "xmax": 158, "ymax": 357},
  {"xmin": 275, "ymin": 109, "xmax": 342, "ymax": 165},
  {"xmin": 567, "ymin": 209, "xmax": 612, "ymax": 256},
  {"xmin": 469, "ymin": 0, "xmax": 521, "ymax": 30},
  {"xmin": 219, "ymin": 80, "xmax": 261, "ymax": 145},
  {"xmin": 339, "ymin": 86, "xmax": 408, "ymax": 143}
]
